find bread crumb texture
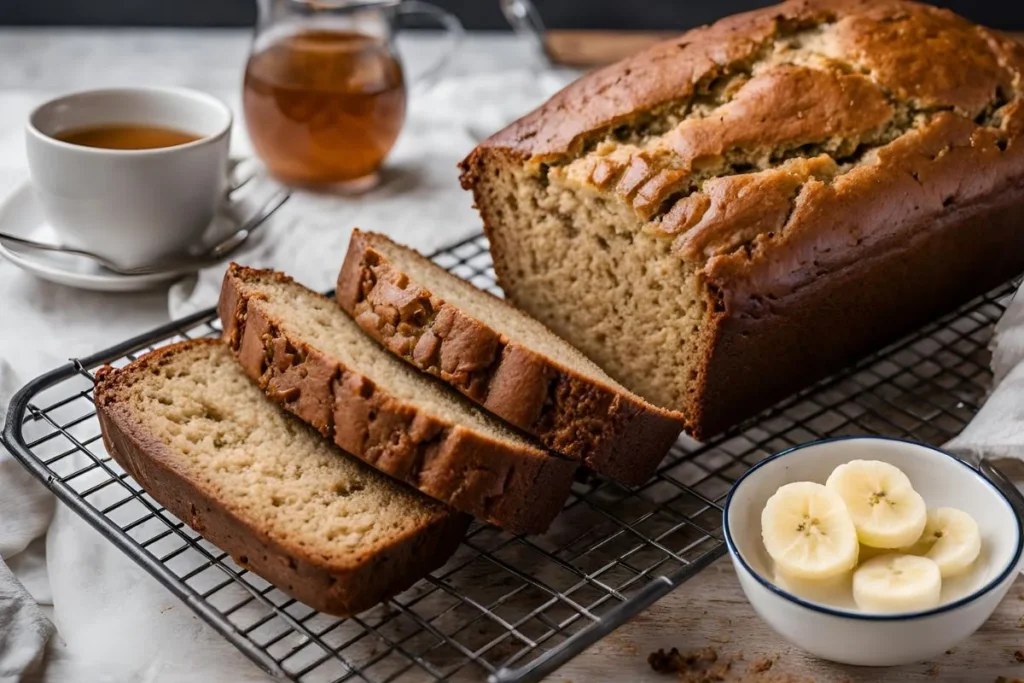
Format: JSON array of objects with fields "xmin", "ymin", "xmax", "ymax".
[{"xmin": 101, "ymin": 342, "xmax": 448, "ymax": 564}]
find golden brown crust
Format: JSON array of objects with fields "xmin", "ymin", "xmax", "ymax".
[
  {"xmin": 461, "ymin": 4, "xmax": 789, "ymax": 164},
  {"xmin": 460, "ymin": 0, "xmax": 1024, "ymax": 439},
  {"xmin": 335, "ymin": 230, "xmax": 685, "ymax": 485},
  {"xmin": 94, "ymin": 340, "xmax": 469, "ymax": 616},
  {"xmin": 219, "ymin": 265, "xmax": 578, "ymax": 534},
  {"xmin": 460, "ymin": 0, "xmax": 1018, "ymax": 165},
  {"xmin": 704, "ymin": 111, "xmax": 1024, "ymax": 314}
]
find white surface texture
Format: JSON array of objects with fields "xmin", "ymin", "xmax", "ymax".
[
  {"xmin": 0, "ymin": 28, "xmax": 573, "ymax": 682},
  {"xmin": 947, "ymin": 287, "xmax": 1024, "ymax": 461}
]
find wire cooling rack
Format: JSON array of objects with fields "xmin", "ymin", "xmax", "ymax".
[{"xmin": 3, "ymin": 233, "xmax": 1019, "ymax": 683}]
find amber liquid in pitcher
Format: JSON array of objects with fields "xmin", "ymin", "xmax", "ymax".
[{"xmin": 243, "ymin": 29, "xmax": 407, "ymax": 188}]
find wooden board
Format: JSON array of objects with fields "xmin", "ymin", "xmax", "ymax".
[{"xmin": 544, "ymin": 30, "xmax": 674, "ymax": 67}]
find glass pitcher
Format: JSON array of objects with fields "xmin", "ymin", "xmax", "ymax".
[{"xmin": 243, "ymin": 0, "xmax": 463, "ymax": 192}]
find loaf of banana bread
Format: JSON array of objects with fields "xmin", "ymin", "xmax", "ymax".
[{"xmin": 461, "ymin": 0, "xmax": 1024, "ymax": 438}]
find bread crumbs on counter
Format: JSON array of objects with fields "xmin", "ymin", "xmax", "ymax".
[
  {"xmin": 647, "ymin": 647, "xmax": 677, "ymax": 674},
  {"xmin": 649, "ymin": 648, "xmax": 825, "ymax": 682},
  {"xmin": 927, "ymin": 663, "xmax": 940, "ymax": 677},
  {"xmin": 691, "ymin": 662, "xmax": 731, "ymax": 683},
  {"xmin": 648, "ymin": 646, "xmax": 717, "ymax": 674},
  {"xmin": 1015, "ymin": 651, "xmax": 1024, "ymax": 663},
  {"xmin": 647, "ymin": 647, "xmax": 734, "ymax": 682}
]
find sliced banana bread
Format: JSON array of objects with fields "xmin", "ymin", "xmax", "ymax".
[
  {"xmin": 94, "ymin": 339, "xmax": 469, "ymax": 616},
  {"xmin": 218, "ymin": 264, "xmax": 578, "ymax": 534},
  {"xmin": 336, "ymin": 229, "xmax": 685, "ymax": 485}
]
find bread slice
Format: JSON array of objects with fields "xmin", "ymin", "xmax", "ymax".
[
  {"xmin": 218, "ymin": 264, "xmax": 577, "ymax": 535},
  {"xmin": 335, "ymin": 230, "xmax": 685, "ymax": 485},
  {"xmin": 94, "ymin": 339, "xmax": 469, "ymax": 616}
]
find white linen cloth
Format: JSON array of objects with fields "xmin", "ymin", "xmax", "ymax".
[
  {"xmin": 945, "ymin": 288, "xmax": 1024, "ymax": 460},
  {"xmin": 0, "ymin": 29, "xmax": 575, "ymax": 682}
]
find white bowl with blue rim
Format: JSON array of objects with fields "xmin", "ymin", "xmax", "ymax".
[{"xmin": 723, "ymin": 436, "xmax": 1024, "ymax": 666}]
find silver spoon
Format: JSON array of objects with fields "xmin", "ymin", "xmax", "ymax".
[{"xmin": 0, "ymin": 188, "xmax": 291, "ymax": 277}]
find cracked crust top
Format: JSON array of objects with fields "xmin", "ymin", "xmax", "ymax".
[{"xmin": 461, "ymin": 0, "xmax": 1024, "ymax": 317}]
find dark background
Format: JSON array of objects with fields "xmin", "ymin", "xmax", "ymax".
[{"xmin": 1, "ymin": 1, "xmax": 1022, "ymax": 30}]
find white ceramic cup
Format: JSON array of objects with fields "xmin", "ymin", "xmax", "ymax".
[{"xmin": 26, "ymin": 87, "xmax": 232, "ymax": 269}]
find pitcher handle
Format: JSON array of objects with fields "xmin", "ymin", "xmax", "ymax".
[
  {"xmin": 500, "ymin": 0, "xmax": 550, "ymax": 66},
  {"xmin": 395, "ymin": 1, "xmax": 465, "ymax": 93}
]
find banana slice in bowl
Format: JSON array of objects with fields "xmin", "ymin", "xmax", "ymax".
[
  {"xmin": 900, "ymin": 507, "xmax": 982, "ymax": 578},
  {"xmin": 826, "ymin": 460, "xmax": 927, "ymax": 549},
  {"xmin": 761, "ymin": 482, "xmax": 859, "ymax": 580},
  {"xmin": 723, "ymin": 436, "xmax": 1024, "ymax": 667},
  {"xmin": 852, "ymin": 554, "xmax": 942, "ymax": 613}
]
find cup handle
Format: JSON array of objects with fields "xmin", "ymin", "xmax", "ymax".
[{"xmin": 394, "ymin": 1, "xmax": 465, "ymax": 93}]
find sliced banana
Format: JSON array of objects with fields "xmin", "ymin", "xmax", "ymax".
[
  {"xmin": 901, "ymin": 508, "xmax": 982, "ymax": 578},
  {"xmin": 825, "ymin": 460, "xmax": 927, "ymax": 548},
  {"xmin": 761, "ymin": 481, "xmax": 859, "ymax": 580},
  {"xmin": 852, "ymin": 553, "xmax": 942, "ymax": 613}
]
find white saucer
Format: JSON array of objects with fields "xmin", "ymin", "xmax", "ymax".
[{"xmin": 0, "ymin": 181, "xmax": 253, "ymax": 292}]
